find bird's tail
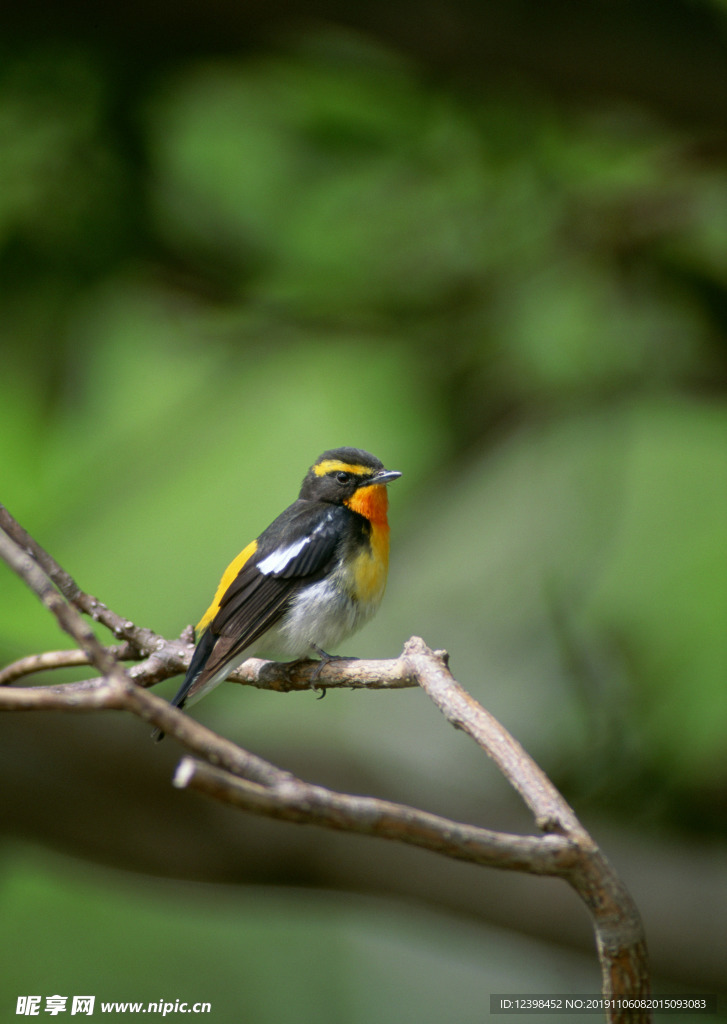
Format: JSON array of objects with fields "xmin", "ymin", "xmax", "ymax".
[{"xmin": 152, "ymin": 628, "xmax": 216, "ymax": 741}]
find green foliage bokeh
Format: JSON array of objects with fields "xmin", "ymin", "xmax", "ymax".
[
  {"xmin": 1, "ymin": 13, "xmax": 726, "ymax": 1015},
  {"xmin": 2, "ymin": 30, "xmax": 725, "ymax": 799}
]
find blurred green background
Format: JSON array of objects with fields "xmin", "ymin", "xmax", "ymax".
[{"xmin": 1, "ymin": 1, "xmax": 726, "ymax": 1020}]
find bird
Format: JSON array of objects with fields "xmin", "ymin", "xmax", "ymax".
[{"xmin": 154, "ymin": 447, "xmax": 401, "ymax": 739}]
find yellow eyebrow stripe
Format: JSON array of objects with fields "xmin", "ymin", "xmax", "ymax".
[
  {"xmin": 196, "ymin": 538, "xmax": 258, "ymax": 633},
  {"xmin": 314, "ymin": 460, "xmax": 370, "ymax": 477}
]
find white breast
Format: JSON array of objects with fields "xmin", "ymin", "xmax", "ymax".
[{"xmin": 260, "ymin": 569, "xmax": 382, "ymax": 659}]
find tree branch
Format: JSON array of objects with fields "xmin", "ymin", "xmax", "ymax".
[
  {"xmin": 403, "ymin": 637, "xmax": 650, "ymax": 1006},
  {"xmin": 0, "ymin": 503, "xmax": 160, "ymax": 653},
  {"xmin": 0, "ymin": 643, "xmax": 137, "ymax": 685},
  {"xmin": 173, "ymin": 757, "xmax": 577, "ymax": 875},
  {"xmin": 0, "ymin": 506, "xmax": 652, "ymax": 1023}
]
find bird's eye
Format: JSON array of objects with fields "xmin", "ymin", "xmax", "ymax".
[{"xmin": 335, "ymin": 471, "xmax": 351, "ymax": 484}]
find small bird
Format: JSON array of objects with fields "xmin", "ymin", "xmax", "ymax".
[{"xmin": 154, "ymin": 447, "xmax": 401, "ymax": 739}]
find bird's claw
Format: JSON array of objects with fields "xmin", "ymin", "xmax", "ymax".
[{"xmin": 309, "ymin": 644, "xmax": 356, "ymax": 694}]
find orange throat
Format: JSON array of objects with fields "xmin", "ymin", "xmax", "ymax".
[
  {"xmin": 344, "ymin": 483, "xmax": 390, "ymax": 601},
  {"xmin": 345, "ymin": 483, "xmax": 390, "ymax": 529}
]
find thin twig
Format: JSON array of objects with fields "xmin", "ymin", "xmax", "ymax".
[
  {"xmin": 0, "ymin": 503, "xmax": 160, "ymax": 652},
  {"xmin": 0, "ymin": 529, "xmax": 129, "ymax": 689},
  {"xmin": 0, "ymin": 648, "xmax": 419, "ymax": 696},
  {"xmin": 0, "ymin": 643, "xmax": 137, "ymax": 685}
]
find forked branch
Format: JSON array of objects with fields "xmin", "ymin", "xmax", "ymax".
[{"xmin": 0, "ymin": 504, "xmax": 651, "ymax": 1023}]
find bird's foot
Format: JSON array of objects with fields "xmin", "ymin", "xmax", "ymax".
[{"xmin": 309, "ymin": 645, "xmax": 356, "ymax": 696}]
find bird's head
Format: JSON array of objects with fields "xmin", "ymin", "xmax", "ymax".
[{"xmin": 299, "ymin": 447, "xmax": 401, "ymax": 517}]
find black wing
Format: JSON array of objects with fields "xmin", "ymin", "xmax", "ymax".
[
  {"xmin": 213, "ymin": 501, "xmax": 344, "ymax": 631},
  {"xmin": 187, "ymin": 501, "xmax": 347, "ymax": 697}
]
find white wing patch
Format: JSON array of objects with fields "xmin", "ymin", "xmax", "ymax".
[{"xmin": 257, "ymin": 535, "xmax": 311, "ymax": 575}]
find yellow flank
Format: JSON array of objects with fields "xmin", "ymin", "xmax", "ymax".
[
  {"xmin": 196, "ymin": 539, "xmax": 258, "ymax": 633},
  {"xmin": 349, "ymin": 520, "xmax": 390, "ymax": 604},
  {"xmin": 314, "ymin": 459, "xmax": 370, "ymax": 477}
]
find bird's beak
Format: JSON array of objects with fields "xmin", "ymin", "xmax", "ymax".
[{"xmin": 369, "ymin": 469, "xmax": 402, "ymax": 486}]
